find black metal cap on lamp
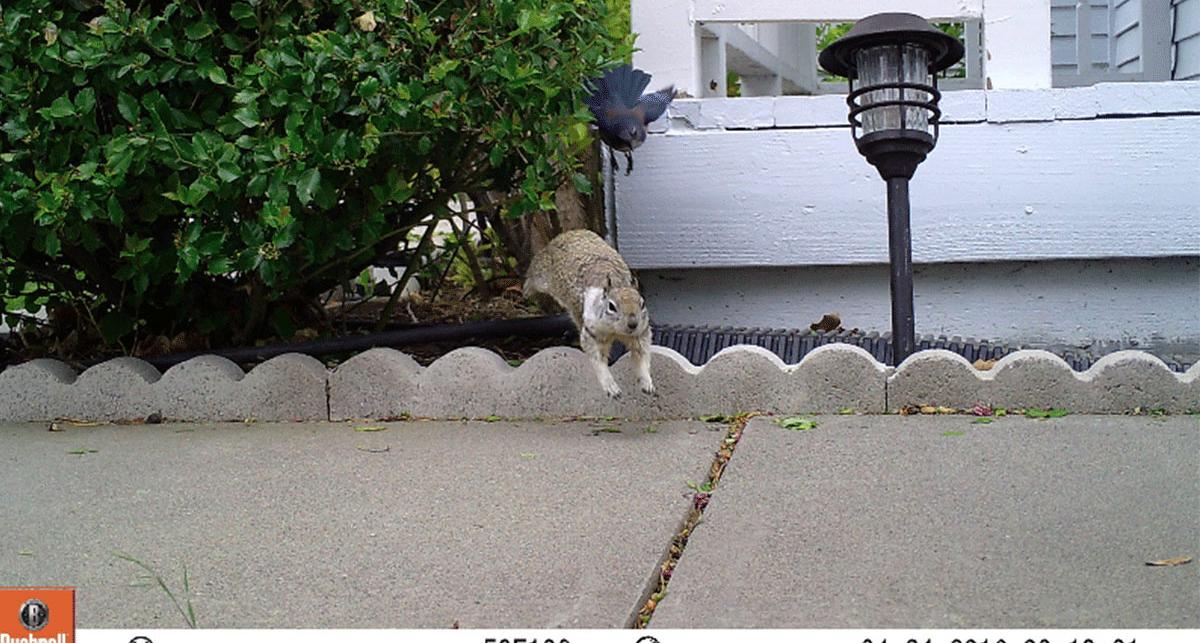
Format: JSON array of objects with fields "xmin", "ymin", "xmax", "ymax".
[{"xmin": 818, "ymin": 13, "xmax": 964, "ymax": 364}]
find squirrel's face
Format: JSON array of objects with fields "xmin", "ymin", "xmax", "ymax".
[{"xmin": 589, "ymin": 286, "xmax": 648, "ymax": 337}]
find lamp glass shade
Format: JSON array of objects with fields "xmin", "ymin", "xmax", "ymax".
[{"xmin": 854, "ymin": 44, "xmax": 932, "ymax": 136}]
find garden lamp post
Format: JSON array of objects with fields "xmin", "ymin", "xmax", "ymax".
[{"xmin": 818, "ymin": 13, "xmax": 963, "ymax": 365}]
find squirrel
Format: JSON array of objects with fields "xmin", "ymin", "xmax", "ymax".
[{"xmin": 524, "ymin": 230, "xmax": 654, "ymax": 398}]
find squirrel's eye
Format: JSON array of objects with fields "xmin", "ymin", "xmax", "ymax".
[{"xmin": 607, "ymin": 301, "xmax": 617, "ymax": 313}]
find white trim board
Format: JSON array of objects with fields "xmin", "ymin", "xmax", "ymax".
[
  {"xmin": 615, "ymin": 114, "xmax": 1200, "ymax": 269},
  {"xmin": 656, "ymin": 81, "xmax": 1200, "ymax": 132}
]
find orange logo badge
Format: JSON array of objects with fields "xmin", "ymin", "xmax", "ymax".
[{"xmin": 0, "ymin": 587, "xmax": 74, "ymax": 643}]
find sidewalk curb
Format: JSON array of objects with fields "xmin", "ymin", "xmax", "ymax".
[{"xmin": 1, "ymin": 345, "xmax": 1195, "ymax": 422}]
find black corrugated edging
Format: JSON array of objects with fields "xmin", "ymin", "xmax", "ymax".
[{"xmin": 646, "ymin": 324, "xmax": 1194, "ymax": 374}]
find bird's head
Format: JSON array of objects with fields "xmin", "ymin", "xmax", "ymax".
[{"xmin": 615, "ymin": 116, "xmax": 647, "ymax": 149}]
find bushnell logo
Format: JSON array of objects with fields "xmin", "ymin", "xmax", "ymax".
[{"xmin": 18, "ymin": 598, "xmax": 49, "ymax": 631}]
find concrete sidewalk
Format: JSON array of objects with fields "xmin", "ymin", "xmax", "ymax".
[
  {"xmin": 654, "ymin": 415, "xmax": 1199, "ymax": 628},
  {"xmin": 1, "ymin": 418, "xmax": 722, "ymax": 628},
  {"xmin": 2, "ymin": 414, "xmax": 1196, "ymax": 628}
]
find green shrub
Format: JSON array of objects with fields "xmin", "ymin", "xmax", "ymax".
[{"xmin": 0, "ymin": 0, "xmax": 628, "ymax": 350}]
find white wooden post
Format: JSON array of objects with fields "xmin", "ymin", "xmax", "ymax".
[
  {"xmin": 632, "ymin": 0, "xmax": 701, "ymax": 96},
  {"xmin": 700, "ymin": 31, "xmax": 727, "ymax": 97},
  {"xmin": 983, "ymin": 0, "xmax": 1053, "ymax": 88}
]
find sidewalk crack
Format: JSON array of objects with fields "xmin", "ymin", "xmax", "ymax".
[{"xmin": 628, "ymin": 412, "xmax": 758, "ymax": 628}]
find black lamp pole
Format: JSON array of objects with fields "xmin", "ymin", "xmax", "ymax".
[
  {"xmin": 818, "ymin": 13, "xmax": 964, "ymax": 365},
  {"xmin": 886, "ymin": 176, "xmax": 915, "ymax": 362}
]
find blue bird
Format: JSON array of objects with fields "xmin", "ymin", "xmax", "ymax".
[{"xmin": 585, "ymin": 64, "xmax": 674, "ymax": 175}]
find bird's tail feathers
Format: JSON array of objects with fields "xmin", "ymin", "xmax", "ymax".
[{"xmin": 590, "ymin": 64, "xmax": 652, "ymax": 109}]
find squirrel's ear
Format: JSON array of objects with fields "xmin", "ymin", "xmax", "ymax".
[{"xmin": 631, "ymin": 273, "xmax": 640, "ymax": 290}]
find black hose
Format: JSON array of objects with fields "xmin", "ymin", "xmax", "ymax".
[{"xmin": 134, "ymin": 314, "xmax": 574, "ymax": 370}]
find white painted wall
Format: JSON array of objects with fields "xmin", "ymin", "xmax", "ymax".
[
  {"xmin": 618, "ymin": 82, "xmax": 1200, "ymax": 269},
  {"xmin": 1176, "ymin": 0, "xmax": 1200, "ymax": 79},
  {"xmin": 614, "ymin": 80, "xmax": 1200, "ymax": 353},
  {"xmin": 640, "ymin": 258, "xmax": 1200, "ymax": 359}
]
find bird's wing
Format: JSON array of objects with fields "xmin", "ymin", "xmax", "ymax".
[{"xmin": 637, "ymin": 86, "xmax": 675, "ymax": 124}]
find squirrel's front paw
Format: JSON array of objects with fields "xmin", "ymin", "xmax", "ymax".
[
  {"xmin": 602, "ymin": 380, "xmax": 623, "ymax": 398},
  {"xmin": 640, "ymin": 380, "xmax": 657, "ymax": 396}
]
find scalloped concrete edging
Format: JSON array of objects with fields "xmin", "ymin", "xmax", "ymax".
[
  {"xmin": 0, "ymin": 346, "xmax": 1195, "ymax": 422},
  {"xmin": 328, "ymin": 343, "xmax": 888, "ymax": 420},
  {"xmin": 0, "ymin": 353, "xmax": 328, "ymax": 422},
  {"xmin": 888, "ymin": 349, "xmax": 1199, "ymax": 413}
]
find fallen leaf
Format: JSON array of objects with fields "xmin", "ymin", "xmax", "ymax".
[
  {"xmin": 483, "ymin": 415, "xmax": 502, "ymax": 423},
  {"xmin": 776, "ymin": 416, "xmax": 818, "ymax": 431},
  {"xmin": 354, "ymin": 425, "xmax": 387, "ymax": 432},
  {"xmin": 810, "ymin": 312, "xmax": 841, "ymax": 333},
  {"xmin": 936, "ymin": 406, "xmax": 957, "ymax": 414},
  {"xmin": 590, "ymin": 427, "xmax": 621, "ymax": 435},
  {"xmin": 1026, "ymin": 407, "xmax": 1070, "ymax": 419},
  {"xmin": 354, "ymin": 10, "xmax": 377, "ymax": 32},
  {"xmin": 18, "ymin": 550, "xmax": 33, "ymax": 556},
  {"xmin": 59, "ymin": 418, "xmax": 101, "ymax": 427},
  {"xmin": 519, "ymin": 452, "xmax": 538, "ymax": 459},
  {"xmin": 43, "ymin": 23, "xmax": 58, "ymax": 45},
  {"xmin": 971, "ymin": 403, "xmax": 993, "ymax": 416},
  {"xmin": 898, "ymin": 405, "xmax": 920, "ymax": 416},
  {"xmin": 838, "ymin": 407, "xmax": 855, "ymax": 415},
  {"xmin": 919, "ymin": 405, "xmax": 937, "ymax": 415},
  {"xmin": 973, "ymin": 358, "xmax": 997, "ymax": 371},
  {"xmin": 1145, "ymin": 556, "xmax": 1192, "ymax": 567},
  {"xmin": 972, "ymin": 417, "xmax": 994, "ymax": 424},
  {"xmin": 355, "ymin": 445, "xmax": 390, "ymax": 453},
  {"xmin": 48, "ymin": 422, "xmax": 62, "ymax": 432}
]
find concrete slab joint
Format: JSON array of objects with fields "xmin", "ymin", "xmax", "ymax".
[{"xmin": 0, "ymin": 346, "xmax": 1194, "ymax": 422}]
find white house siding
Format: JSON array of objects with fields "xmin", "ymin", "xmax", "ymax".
[
  {"xmin": 613, "ymin": 82, "xmax": 1200, "ymax": 356},
  {"xmin": 1176, "ymin": 0, "xmax": 1200, "ymax": 79}
]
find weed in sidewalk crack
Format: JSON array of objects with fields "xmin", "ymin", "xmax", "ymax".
[{"xmin": 632, "ymin": 412, "xmax": 758, "ymax": 628}]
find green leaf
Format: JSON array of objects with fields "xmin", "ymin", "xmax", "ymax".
[
  {"xmin": 117, "ymin": 93, "xmax": 140, "ymax": 123},
  {"xmin": 232, "ymin": 105, "xmax": 259, "ymax": 128},
  {"xmin": 47, "ymin": 95, "xmax": 77, "ymax": 118},
  {"xmin": 106, "ymin": 196, "xmax": 125, "ymax": 226},
  {"xmin": 195, "ymin": 231, "xmax": 224, "ymax": 255},
  {"xmin": 233, "ymin": 89, "xmax": 259, "ymax": 105},
  {"xmin": 185, "ymin": 21, "xmax": 214, "ymax": 40},
  {"xmin": 230, "ymin": 3, "xmax": 255, "ymax": 21},
  {"xmin": 217, "ymin": 161, "xmax": 241, "ymax": 183},
  {"xmin": 972, "ymin": 417, "xmax": 994, "ymax": 424},
  {"xmin": 571, "ymin": 172, "xmax": 592, "ymax": 195},
  {"xmin": 1025, "ymin": 408, "xmax": 1070, "ymax": 419},
  {"xmin": 776, "ymin": 417, "xmax": 818, "ymax": 431},
  {"xmin": 74, "ymin": 88, "xmax": 96, "ymax": 113},
  {"xmin": 293, "ymin": 167, "xmax": 320, "ymax": 205},
  {"xmin": 206, "ymin": 65, "xmax": 228, "ymax": 85}
]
